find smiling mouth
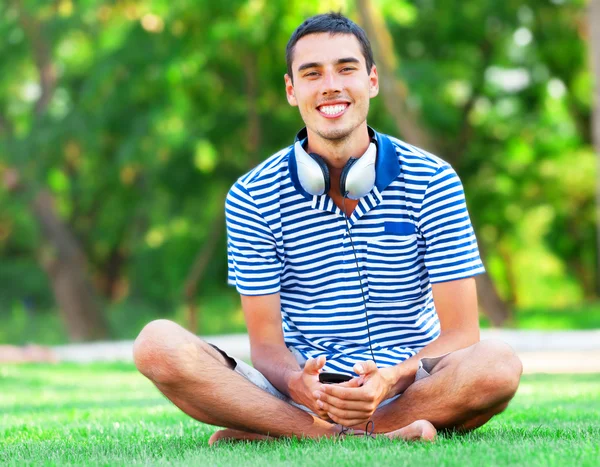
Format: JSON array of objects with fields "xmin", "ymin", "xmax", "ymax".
[{"xmin": 317, "ymin": 103, "xmax": 349, "ymax": 118}]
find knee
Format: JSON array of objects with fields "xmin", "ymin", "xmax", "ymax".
[
  {"xmin": 468, "ymin": 339, "xmax": 522, "ymax": 409},
  {"xmin": 133, "ymin": 319, "xmax": 196, "ymax": 384}
]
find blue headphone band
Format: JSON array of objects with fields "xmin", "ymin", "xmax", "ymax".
[{"xmin": 339, "ymin": 157, "xmax": 359, "ymax": 197}]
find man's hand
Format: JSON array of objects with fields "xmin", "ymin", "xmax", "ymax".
[
  {"xmin": 287, "ymin": 355, "xmax": 331, "ymax": 420},
  {"xmin": 314, "ymin": 361, "xmax": 400, "ymax": 427}
]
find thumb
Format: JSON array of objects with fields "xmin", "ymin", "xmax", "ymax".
[
  {"xmin": 305, "ymin": 355, "xmax": 326, "ymax": 374},
  {"xmin": 354, "ymin": 360, "xmax": 378, "ymax": 376},
  {"xmin": 338, "ymin": 377, "xmax": 362, "ymax": 388}
]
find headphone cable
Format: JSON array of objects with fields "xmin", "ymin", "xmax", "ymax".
[{"xmin": 342, "ymin": 194, "xmax": 377, "ymax": 366}]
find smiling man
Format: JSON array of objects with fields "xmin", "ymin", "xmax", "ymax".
[{"xmin": 133, "ymin": 13, "xmax": 523, "ymax": 444}]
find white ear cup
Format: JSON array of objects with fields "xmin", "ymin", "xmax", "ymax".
[
  {"xmin": 342, "ymin": 143, "xmax": 377, "ymax": 200},
  {"xmin": 294, "ymin": 139, "xmax": 376, "ymax": 199},
  {"xmin": 294, "ymin": 141, "xmax": 328, "ymax": 196}
]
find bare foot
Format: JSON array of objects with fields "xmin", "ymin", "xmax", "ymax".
[
  {"xmin": 385, "ymin": 420, "xmax": 437, "ymax": 442},
  {"xmin": 208, "ymin": 428, "xmax": 274, "ymax": 446}
]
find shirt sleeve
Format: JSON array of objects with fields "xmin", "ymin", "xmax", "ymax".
[
  {"xmin": 417, "ymin": 164, "xmax": 485, "ymax": 283},
  {"xmin": 225, "ymin": 181, "xmax": 282, "ymax": 295}
]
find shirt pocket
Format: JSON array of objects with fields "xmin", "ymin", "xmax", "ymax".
[{"xmin": 365, "ymin": 234, "xmax": 422, "ymax": 303}]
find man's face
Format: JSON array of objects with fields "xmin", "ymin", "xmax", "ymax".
[{"xmin": 285, "ymin": 33, "xmax": 379, "ymax": 142}]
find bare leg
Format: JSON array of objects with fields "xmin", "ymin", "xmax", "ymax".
[
  {"xmin": 133, "ymin": 320, "xmax": 336, "ymax": 441},
  {"xmin": 374, "ymin": 339, "xmax": 522, "ymax": 435}
]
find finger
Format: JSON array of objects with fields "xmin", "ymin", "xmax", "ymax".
[
  {"xmin": 316, "ymin": 391, "xmax": 374, "ymax": 412},
  {"xmin": 312, "ymin": 401, "xmax": 330, "ymax": 419},
  {"xmin": 320, "ymin": 384, "xmax": 374, "ymax": 402},
  {"xmin": 337, "ymin": 377, "xmax": 362, "ymax": 388},
  {"xmin": 304, "ymin": 356, "xmax": 326, "ymax": 375},
  {"xmin": 354, "ymin": 360, "xmax": 378, "ymax": 376},
  {"xmin": 318, "ymin": 400, "xmax": 372, "ymax": 420},
  {"xmin": 316, "ymin": 355, "xmax": 326, "ymax": 369},
  {"xmin": 327, "ymin": 412, "xmax": 370, "ymax": 428},
  {"xmin": 304, "ymin": 357, "xmax": 318, "ymax": 374}
]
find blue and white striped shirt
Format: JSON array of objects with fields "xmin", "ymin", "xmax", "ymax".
[{"xmin": 226, "ymin": 128, "xmax": 485, "ymax": 375}]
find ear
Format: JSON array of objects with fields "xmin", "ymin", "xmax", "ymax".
[
  {"xmin": 368, "ymin": 65, "xmax": 379, "ymax": 98},
  {"xmin": 284, "ymin": 73, "xmax": 298, "ymax": 106}
]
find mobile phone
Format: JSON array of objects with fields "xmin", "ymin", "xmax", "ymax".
[{"xmin": 319, "ymin": 372, "xmax": 352, "ymax": 384}]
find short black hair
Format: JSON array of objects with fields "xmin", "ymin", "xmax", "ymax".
[{"xmin": 285, "ymin": 12, "xmax": 375, "ymax": 81}]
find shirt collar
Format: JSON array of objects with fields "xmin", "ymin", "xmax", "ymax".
[{"xmin": 290, "ymin": 127, "xmax": 400, "ymax": 198}]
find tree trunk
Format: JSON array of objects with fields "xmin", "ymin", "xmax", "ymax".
[
  {"xmin": 355, "ymin": 0, "xmax": 512, "ymax": 325},
  {"xmin": 497, "ymin": 241, "xmax": 518, "ymax": 307},
  {"xmin": 355, "ymin": 0, "xmax": 433, "ymax": 151},
  {"xmin": 474, "ymin": 275, "xmax": 511, "ymax": 327},
  {"xmin": 183, "ymin": 209, "xmax": 226, "ymax": 333},
  {"xmin": 591, "ymin": 0, "xmax": 600, "ymax": 295},
  {"xmin": 33, "ymin": 190, "xmax": 108, "ymax": 341},
  {"xmin": 13, "ymin": 3, "xmax": 109, "ymax": 341},
  {"xmin": 98, "ymin": 245, "xmax": 128, "ymax": 301},
  {"xmin": 182, "ymin": 50, "xmax": 263, "ymax": 332}
]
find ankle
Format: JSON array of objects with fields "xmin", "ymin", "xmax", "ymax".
[{"xmin": 311, "ymin": 417, "xmax": 338, "ymax": 438}]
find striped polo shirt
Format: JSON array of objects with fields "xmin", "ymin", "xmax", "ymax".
[{"xmin": 226, "ymin": 127, "xmax": 485, "ymax": 375}]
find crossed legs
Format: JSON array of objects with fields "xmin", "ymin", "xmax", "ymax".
[
  {"xmin": 133, "ymin": 320, "xmax": 522, "ymax": 444},
  {"xmin": 370, "ymin": 340, "xmax": 523, "ymax": 434},
  {"xmin": 133, "ymin": 320, "xmax": 337, "ymax": 441}
]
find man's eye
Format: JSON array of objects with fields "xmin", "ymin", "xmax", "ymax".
[
  {"xmin": 305, "ymin": 72, "xmax": 319, "ymax": 77},
  {"xmin": 341, "ymin": 67, "xmax": 356, "ymax": 72}
]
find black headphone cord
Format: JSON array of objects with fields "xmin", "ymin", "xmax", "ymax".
[{"xmin": 342, "ymin": 194, "xmax": 377, "ymax": 366}]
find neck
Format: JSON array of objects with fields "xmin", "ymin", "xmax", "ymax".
[{"xmin": 305, "ymin": 124, "xmax": 371, "ymax": 170}]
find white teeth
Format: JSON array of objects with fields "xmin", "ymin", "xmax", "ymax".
[{"xmin": 320, "ymin": 104, "xmax": 346, "ymax": 115}]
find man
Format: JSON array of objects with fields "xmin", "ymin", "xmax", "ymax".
[{"xmin": 133, "ymin": 12, "xmax": 522, "ymax": 444}]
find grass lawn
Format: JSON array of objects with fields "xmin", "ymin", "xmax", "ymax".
[{"xmin": 1, "ymin": 363, "xmax": 599, "ymax": 466}]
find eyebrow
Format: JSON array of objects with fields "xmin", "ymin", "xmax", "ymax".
[{"xmin": 297, "ymin": 57, "xmax": 361, "ymax": 73}]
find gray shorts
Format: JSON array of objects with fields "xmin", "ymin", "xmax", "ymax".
[{"xmin": 209, "ymin": 344, "xmax": 447, "ymax": 413}]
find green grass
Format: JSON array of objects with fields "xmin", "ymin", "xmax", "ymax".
[{"xmin": 1, "ymin": 364, "xmax": 599, "ymax": 466}]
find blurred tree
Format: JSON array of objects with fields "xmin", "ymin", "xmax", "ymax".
[
  {"xmin": 1, "ymin": 1, "xmax": 107, "ymax": 341},
  {"xmin": 355, "ymin": 0, "xmax": 511, "ymax": 325},
  {"xmin": 0, "ymin": 0, "xmax": 312, "ymax": 338},
  {"xmin": 353, "ymin": 0, "xmax": 594, "ymax": 317},
  {"xmin": 592, "ymin": 0, "xmax": 600, "ymax": 292},
  {"xmin": 0, "ymin": 0, "xmax": 595, "ymax": 341}
]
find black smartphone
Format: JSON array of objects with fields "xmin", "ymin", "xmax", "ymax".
[{"xmin": 319, "ymin": 372, "xmax": 352, "ymax": 384}]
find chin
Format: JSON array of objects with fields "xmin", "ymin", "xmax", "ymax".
[{"xmin": 315, "ymin": 125, "xmax": 355, "ymax": 142}]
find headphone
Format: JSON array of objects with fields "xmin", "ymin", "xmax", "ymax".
[{"xmin": 293, "ymin": 137, "xmax": 378, "ymax": 200}]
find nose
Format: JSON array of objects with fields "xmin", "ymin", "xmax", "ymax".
[{"xmin": 321, "ymin": 70, "xmax": 341, "ymax": 95}]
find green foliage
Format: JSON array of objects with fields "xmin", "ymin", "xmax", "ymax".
[
  {"xmin": 1, "ymin": 365, "xmax": 599, "ymax": 465},
  {"xmin": 0, "ymin": 0, "xmax": 596, "ymax": 339},
  {"xmin": 0, "ymin": 289, "xmax": 245, "ymax": 345},
  {"xmin": 480, "ymin": 302, "xmax": 600, "ymax": 330},
  {"xmin": 387, "ymin": 0, "xmax": 595, "ymax": 307}
]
